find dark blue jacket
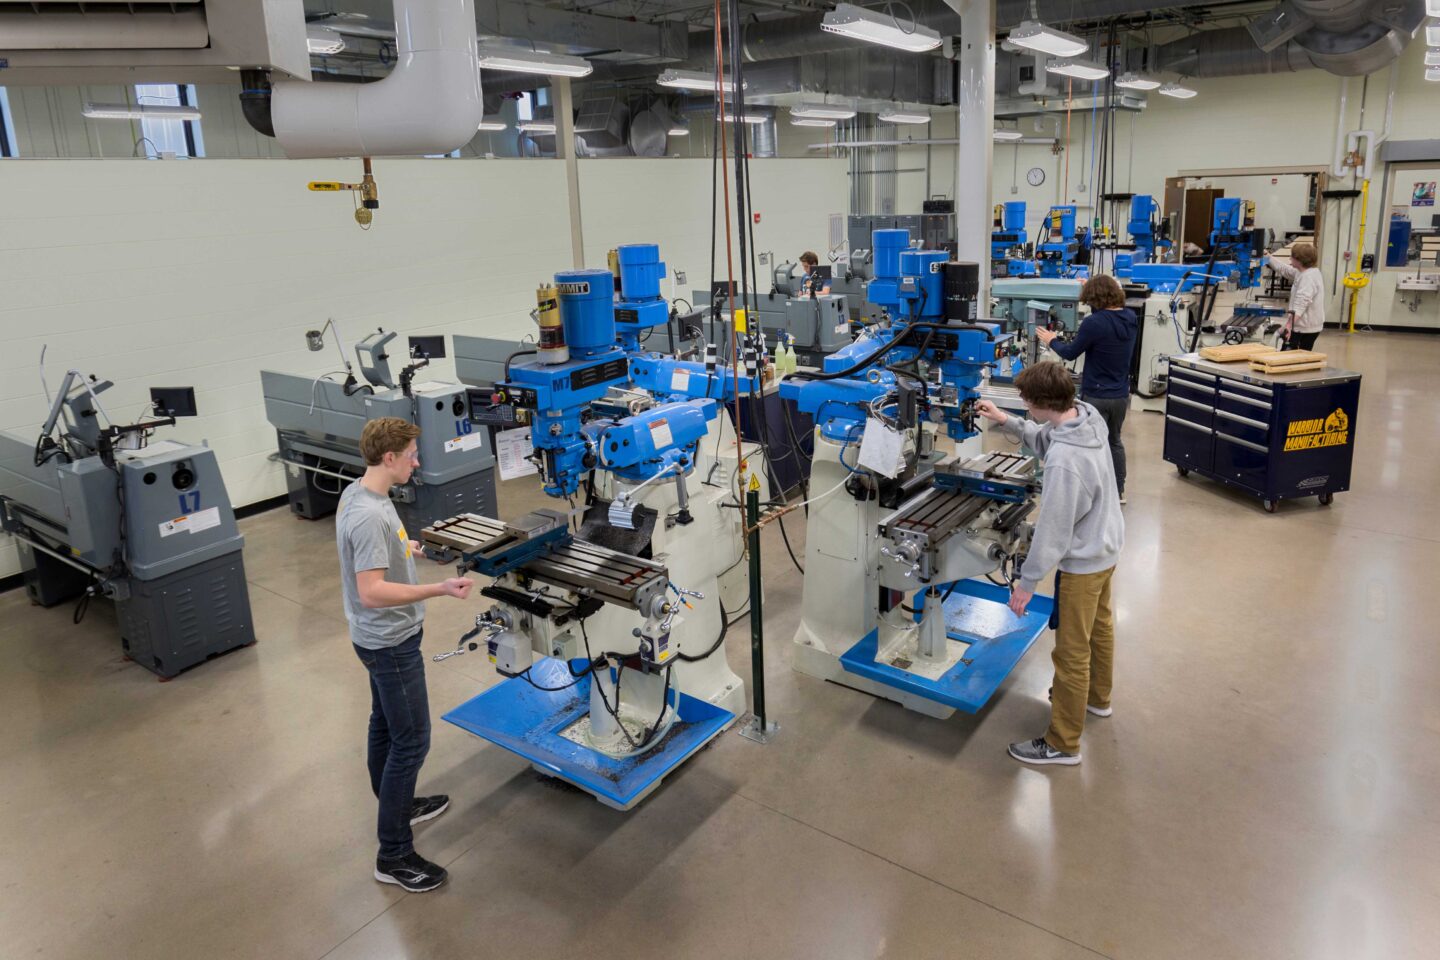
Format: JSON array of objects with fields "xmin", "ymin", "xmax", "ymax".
[{"xmin": 1049, "ymin": 307, "xmax": 1138, "ymax": 399}]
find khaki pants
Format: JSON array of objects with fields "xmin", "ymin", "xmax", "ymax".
[{"xmin": 1045, "ymin": 567, "xmax": 1116, "ymax": 755}]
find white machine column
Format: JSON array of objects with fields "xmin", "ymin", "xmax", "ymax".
[
  {"xmin": 555, "ymin": 77, "xmax": 586, "ymax": 270},
  {"xmin": 947, "ymin": 0, "xmax": 996, "ymax": 305}
]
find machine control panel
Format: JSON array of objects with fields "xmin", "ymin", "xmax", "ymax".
[{"xmin": 465, "ymin": 387, "xmax": 523, "ymax": 427}]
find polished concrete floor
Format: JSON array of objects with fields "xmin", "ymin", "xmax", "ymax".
[{"xmin": 2, "ymin": 330, "xmax": 1437, "ymax": 960}]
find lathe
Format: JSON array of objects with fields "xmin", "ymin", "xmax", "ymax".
[
  {"xmin": 260, "ymin": 324, "xmax": 497, "ymax": 533},
  {"xmin": 0, "ymin": 369, "xmax": 254, "ymax": 677}
]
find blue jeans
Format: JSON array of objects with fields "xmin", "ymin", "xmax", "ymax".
[{"xmin": 353, "ymin": 630, "xmax": 431, "ymax": 860}]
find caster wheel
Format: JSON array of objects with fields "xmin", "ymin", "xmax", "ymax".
[
  {"xmin": 1177, "ymin": 466, "xmax": 1189, "ymax": 477},
  {"xmin": 1318, "ymin": 492, "xmax": 1334, "ymax": 506},
  {"xmin": 1263, "ymin": 500, "xmax": 1277, "ymax": 513}
]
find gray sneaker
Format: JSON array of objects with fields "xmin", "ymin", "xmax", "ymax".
[
  {"xmin": 1008, "ymin": 736, "xmax": 1080, "ymax": 766},
  {"xmin": 1087, "ymin": 703, "xmax": 1112, "ymax": 717}
]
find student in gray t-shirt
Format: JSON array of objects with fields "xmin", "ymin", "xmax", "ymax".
[{"xmin": 337, "ymin": 417, "xmax": 472, "ymax": 893}]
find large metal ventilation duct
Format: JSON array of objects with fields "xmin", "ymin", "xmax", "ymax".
[
  {"xmin": 1247, "ymin": 0, "xmax": 1426, "ymax": 76},
  {"xmin": 1158, "ymin": 0, "xmax": 1424, "ymax": 78},
  {"xmin": 1155, "ymin": 26, "xmax": 1316, "ymax": 77},
  {"xmin": 269, "ymin": 0, "xmax": 483, "ymax": 158}
]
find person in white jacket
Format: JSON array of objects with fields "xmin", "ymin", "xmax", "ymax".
[{"xmin": 1262, "ymin": 242, "xmax": 1325, "ymax": 351}]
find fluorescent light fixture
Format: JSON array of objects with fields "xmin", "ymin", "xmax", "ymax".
[
  {"xmin": 477, "ymin": 44, "xmax": 592, "ymax": 78},
  {"xmin": 82, "ymin": 102, "xmax": 202, "ymax": 121},
  {"xmin": 722, "ymin": 113, "xmax": 767, "ymax": 125},
  {"xmin": 657, "ymin": 69, "xmax": 741, "ymax": 93},
  {"xmin": 306, "ymin": 25, "xmax": 346, "ymax": 55},
  {"xmin": 993, "ymin": 129, "xmax": 1024, "ymax": 141},
  {"xmin": 517, "ymin": 122, "xmax": 557, "ymax": 135},
  {"xmin": 791, "ymin": 117, "xmax": 838, "ymax": 128},
  {"xmin": 821, "ymin": 3, "xmax": 942, "ymax": 53},
  {"xmin": 878, "ymin": 110, "xmax": 930, "ymax": 124},
  {"xmin": 477, "ymin": 119, "xmax": 507, "ymax": 132},
  {"xmin": 1427, "ymin": 49, "xmax": 1440, "ymax": 66},
  {"xmin": 1046, "ymin": 58, "xmax": 1110, "ymax": 81},
  {"xmin": 1158, "ymin": 81, "xmax": 1198, "ymax": 99},
  {"xmin": 1427, "ymin": 66, "xmax": 1440, "ymax": 82},
  {"xmin": 1115, "ymin": 71, "xmax": 1162, "ymax": 90},
  {"xmin": 1007, "ymin": 20, "xmax": 1088, "ymax": 58},
  {"xmin": 668, "ymin": 126, "xmax": 690, "ymax": 136},
  {"xmin": 790, "ymin": 102, "xmax": 857, "ymax": 120},
  {"xmin": 1428, "ymin": 24, "xmax": 1440, "ymax": 45}
]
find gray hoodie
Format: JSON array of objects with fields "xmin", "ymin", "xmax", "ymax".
[{"xmin": 996, "ymin": 401, "xmax": 1124, "ymax": 593}]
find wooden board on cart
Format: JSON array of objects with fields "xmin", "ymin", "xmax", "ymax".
[
  {"xmin": 1199, "ymin": 342, "xmax": 1272, "ymax": 362},
  {"xmin": 1249, "ymin": 350, "xmax": 1327, "ymax": 374}
]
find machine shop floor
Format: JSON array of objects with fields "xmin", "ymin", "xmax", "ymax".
[{"xmin": 2, "ymin": 331, "xmax": 1437, "ymax": 960}]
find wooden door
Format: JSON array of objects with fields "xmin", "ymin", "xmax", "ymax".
[{"xmin": 1184, "ymin": 188, "xmax": 1225, "ymax": 253}]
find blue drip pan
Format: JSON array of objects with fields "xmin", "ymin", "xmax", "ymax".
[
  {"xmin": 839, "ymin": 578, "xmax": 1054, "ymax": 713},
  {"xmin": 443, "ymin": 657, "xmax": 735, "ymax": 810}
]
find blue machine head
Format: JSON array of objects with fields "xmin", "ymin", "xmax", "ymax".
[
  {"xmin": 592, "ymin": 399, "xmax": 717, "ymax": 484},
  {"xmin": 1128, "ymin": 194, "xmax": 1167, "ymax": 266},
  {"xmin": 612, "ymin": 244, "xmax": 671, "ymax": 351},
  {"xmin": 866, "ymin": 230, "xmax": 947, "ymax": 322},
  {"xmin": 991, "ymin": 202, "xmax": 1030, "ymax": 276},
  {"xmin": 555, "ymin": 268, "xmax": 617, "ymax": 358},
  {"xmin": 1037, "ymin": 205, "xmax": 1081, "ymax": 278}
]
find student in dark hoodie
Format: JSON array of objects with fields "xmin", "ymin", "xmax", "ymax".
[
  {"xmin": 976, "ymin": 362, "xmax": 1124, "ymax": 767},
  {"xmin": 1033, "ymin": 274, "xmax": 1137, "ymax": 503}
]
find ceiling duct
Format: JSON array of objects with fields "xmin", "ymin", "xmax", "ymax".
[
  {"xmin": 573, "ymin": 95, "xmax": 630, "ymax": 150},
  {"xmin": 1158, "ymin": 0, "xmax": 1424, "ymax": 79},
  {"xmin": 1249, "ymin": 0, "xmax": 1426, "ymax": 76},
  {"xmin": 269, "ymin": 0, "xmax": 483, "ymax": 158}
]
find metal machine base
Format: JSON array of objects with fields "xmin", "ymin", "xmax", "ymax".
[
  {"xmin": 443, "ymin": 657, "xmax": 736, "ymax": 811},
  {"xmin": 813, "ymin": 579, "xmax": 1052, "ymax": 716},
  {"xmin": 116, "ymin": 551, "xmax": 257, "ymax": 679}
]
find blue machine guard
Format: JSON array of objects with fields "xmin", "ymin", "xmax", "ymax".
[
  {"xmin": 838, "ymin": 579, "xmax": 1054, "ymax": 713},
  {"xmin": 442, "ymin": 658, "xmax": 735, "ymax": 809}
]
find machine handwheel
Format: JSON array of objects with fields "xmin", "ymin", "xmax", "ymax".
[
  {"xmin": 1177, "ymin": 466, "xmax": 1189, "ymax": 477},
  {"xmin": 1263, "ymin": 499, "xmax": 1277, "ymax": 513},
  {"xmin": 1318, "ymin": 492, "xmax": 1334, "ymax": 506}
]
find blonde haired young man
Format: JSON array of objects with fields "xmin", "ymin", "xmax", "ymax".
[{"xmin": 337, "ymin": 417, "xmax": 472, "ymax": 892}]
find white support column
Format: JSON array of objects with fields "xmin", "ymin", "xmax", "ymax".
[
  {"xmin": 947, "ymin": 0, "xmax": 995, "ymax": 306},
  {"xmin": 554, "ymin": 77, "xmax": 585, "ymax": 269}
]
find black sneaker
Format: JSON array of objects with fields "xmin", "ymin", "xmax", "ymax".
[
  {"xmin": 375, "ymin": 851, "xmax": 448, "ymax": 893},
  {"xmin": 411, "ymin": 795, "xmax": 450, "ymax": 826}
]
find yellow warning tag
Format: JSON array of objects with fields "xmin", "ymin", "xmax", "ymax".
[
  {"xmin": 307, "ymin": 181, "xmax": 344, "ymax": 192},
  {"xmin": 734, "ymin": 309, "xmax": 748, "ymax": 332},
  {"xmin": 747, "ymin": 473, "xmax": 761, "ymax": 492}
]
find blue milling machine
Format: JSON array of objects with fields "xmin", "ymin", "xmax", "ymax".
[
  {"xmin": 780, "ymin": 228, "xmax": 1055, "ymax": 719},
  {"xmin": 420, "ymin": 243, "xmax": 765, "ymax": 809}
]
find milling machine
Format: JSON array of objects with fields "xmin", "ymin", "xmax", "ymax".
[
  {"xmin": 425, "ymin": 247, "xmax": 769, "ymax": 809},
  {"xmin": 779, "ymin": 230, "xmax": 1053, "ymax": 719}
]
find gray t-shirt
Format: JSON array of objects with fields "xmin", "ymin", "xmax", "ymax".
[{"xmin": 336, "ymin": 482, "xmax": 422, "ymax": 650}]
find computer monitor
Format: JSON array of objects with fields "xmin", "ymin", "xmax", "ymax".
[
  {"xmin": 150, "ymin": 387, "xmax": 197, "ymax": 418},
  {"xmin": 1299, "ymin": 214, "xmax": 1316, "ymax": 231},
  {"xmin": 811, "ymin": 265, "xmax": 833, "ymax": 280},
  {"xmin": 408, "ymin": 335, "xmax": 446, "ymax": 360}
]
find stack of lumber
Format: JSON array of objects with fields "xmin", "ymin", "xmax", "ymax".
[
  {"xmin": 1247, "ymin": 350, "xmax": 1327, "ymax": 375},
  {"xmin": 1199, "ymin": 342, "xmax": 1272, "ymax": 363}
]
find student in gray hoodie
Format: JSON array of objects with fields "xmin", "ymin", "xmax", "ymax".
[{"xmin": 976, "ymin": 361, "xmax": 1125, "ymax": 767}]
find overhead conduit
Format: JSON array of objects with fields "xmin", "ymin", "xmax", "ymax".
[{"xmin": 243, "ymin": 0, "xmax": 483, "ymax": 159}]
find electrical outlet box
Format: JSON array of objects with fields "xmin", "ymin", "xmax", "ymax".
[{"xmin": 674, "ymin": 270, "xmax": 687, "ymax": 285}]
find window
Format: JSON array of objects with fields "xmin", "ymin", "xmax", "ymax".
[
  {"xmin": 0, "ymin": 87, "xmax": 16, "ymax": 158},
  {"xmin": 134, "ymin": 84, "xmax": 204, "ymax": 158}
]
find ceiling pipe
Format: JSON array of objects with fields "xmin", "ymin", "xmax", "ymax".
[
  {"xmin": 267, "ymin": 0, "xmax": 483, "ymax": 158},
  {"xmin": 1155, "ymin": 26, "xmax": 1316, "ymax": 77}
]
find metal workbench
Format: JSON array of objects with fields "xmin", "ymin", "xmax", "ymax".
[{"xmin": 1162, "ymin": 353, "xmax": 1361, "ymax": 512}]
